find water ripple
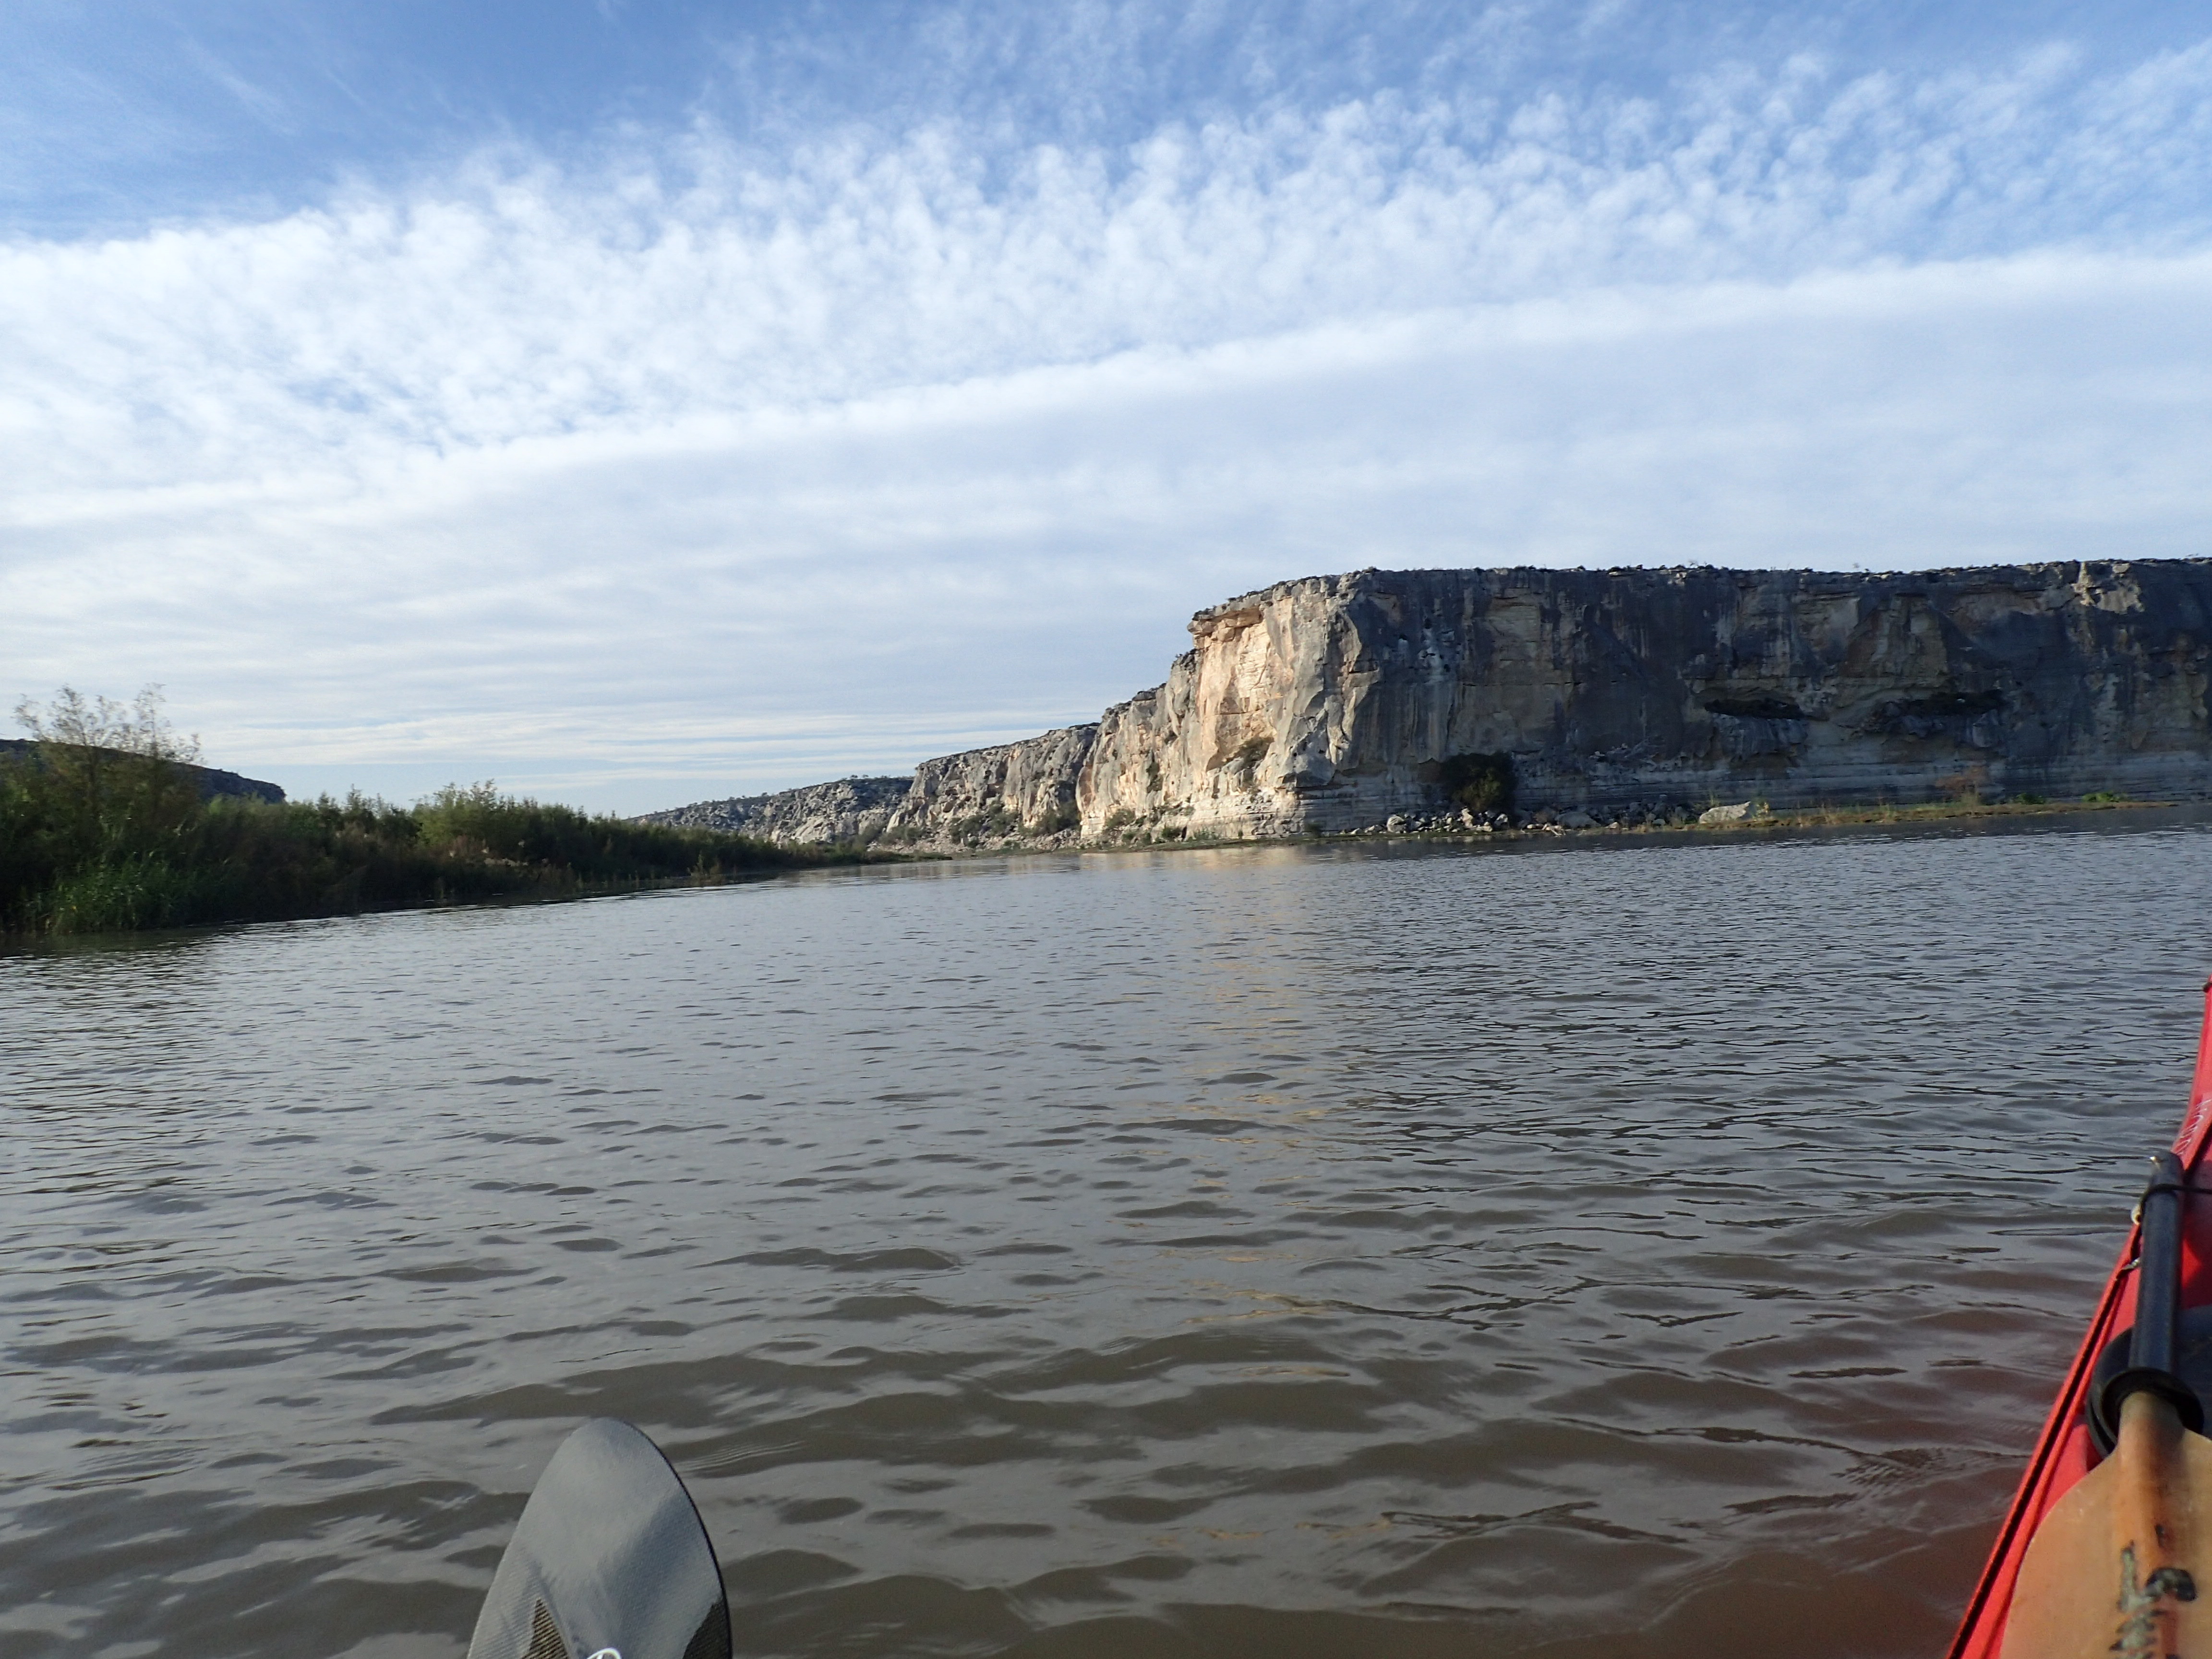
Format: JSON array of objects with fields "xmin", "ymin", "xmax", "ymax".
[{"xmin": 5, "ymin": 816, "xmax": 2210, "ymax": 1657}]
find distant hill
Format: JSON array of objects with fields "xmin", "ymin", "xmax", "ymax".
[{"xmin": 0, "ymin": 739, "xmax": 285, "ymax": 804}]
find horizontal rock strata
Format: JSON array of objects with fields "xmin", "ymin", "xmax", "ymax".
[{"xmin": 647, "ymin": 560, "xmax": 2212, "ymax": 846}]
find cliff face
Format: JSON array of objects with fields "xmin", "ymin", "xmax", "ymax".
[
  {"xmin": 1078, "ymin": 561, "xmax": 2212, "ymax": 833},
  {"xmin": 647, "ymin": 561, "xmax": 2212, "ymax": 844},
  {"xmin": 635, "ymin": 728, "xmax": 1099, "ymax": 850},
  {"xmin": 640, "ymin": 775, "xmax": 911, "ymax": 845},
  {"xmin": 881, "ymin": 726, "xmax": 1096, "ymax": 844}
]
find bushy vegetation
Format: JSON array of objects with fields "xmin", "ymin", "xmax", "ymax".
[
  {"xmin": 2, "ymin": 689, "xmax": 855, "ymax": 938},
  {"xmin": 944, "ymin": 803, "xmax": 1023, "ymax": 844},
  {"xmin": 1439, "ymin": 750, "xmax": 1516, "ymax": 814}
]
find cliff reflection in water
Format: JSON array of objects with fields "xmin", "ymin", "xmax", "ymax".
[{"xmin": 5, "ymin": 816, "xmax": 2210, "ymax": 1659}]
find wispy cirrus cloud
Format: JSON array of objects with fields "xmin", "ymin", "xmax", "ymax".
[{"xmin": 3, "ymin": 25, "xmax": 2209, "ymax": 809}]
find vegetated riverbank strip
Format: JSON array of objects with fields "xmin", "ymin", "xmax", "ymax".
[{"xmin": 0, "ymin": 746, "xmax": 885, "ymax": 940}]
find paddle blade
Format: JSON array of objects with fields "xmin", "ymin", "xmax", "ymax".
[
  {"xmin": 466, "ymin": 1419, "xmax": 731, "ymax": 1659},
  {"xmin": 2001, "ymin": 1395, "xmax": 2212, "ymax": 1659}
]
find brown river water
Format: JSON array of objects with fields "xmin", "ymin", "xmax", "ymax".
[{"xmin": 6, "ymin": 814, "xmax": 2212, "ymax": 1659}]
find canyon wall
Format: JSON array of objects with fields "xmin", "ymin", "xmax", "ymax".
[
  {"xmin": 637, "ymin": 729, "xmax": 1099, "ymax": 848},
  {"xmin": 880, "ymin": 725, "xmax": 1097, "ymax": 842},
  {"xmin": 1075, "ymin": 560, "xmax": 2212, "ymax": 834},
  {"xmin": 642, "ymin": 775, "xmax": 911, "ymax": 844},
  {"xmin": 646, "ymin": 561, "xmax": 2212, "ymax": 845}
]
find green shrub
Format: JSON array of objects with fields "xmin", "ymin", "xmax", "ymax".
[
  {"xmin": 2, "ymin": 698, "xmax": 858, "ymax": 937},
  {"xmin": 945, "ymin": 803, "xmax": 1022, "ymax": 844},
  {"xmin": 1438, "ymin": 751, "xmax": 1515, "ymax": 814}
]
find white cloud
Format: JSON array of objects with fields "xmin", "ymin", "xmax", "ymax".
[{"xmin": 2, "ymin": 44, "xmax": 2209, "ymax": 810}]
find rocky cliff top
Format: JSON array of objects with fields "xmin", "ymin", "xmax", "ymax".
[{"xmin": 1190, "ymin": 559, "xmax": 2164, "ymax": 625}]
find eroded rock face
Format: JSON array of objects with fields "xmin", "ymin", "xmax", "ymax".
[
  {"xmin": 638, "ymin": 775, "xmax": 911, "ymax": 845},
  {"xmin": 645, "ymin": 561, "xmax": 2212, "ymax": 845},
  {"xmin": 1076, "ymin": 561, "xmax": 2212, "ymax": 834},
  {"xmin": 638, "ymin": 729, "xmax": 1100, "ymax": 850},
  {"xmin": 881, "ymin": 726, "xmax": 1097, "ymax": 847}
]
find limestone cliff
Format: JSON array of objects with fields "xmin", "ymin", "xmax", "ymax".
[
  {"xmin": 880, "ymin": 726, "xmax": 1096, "ymax": 844},
  {"xmin": 639, "ymin": 775, "xmax": 910, "ymax": 845},
  {"xmin": 647, "ymin": 561, "xmax": 2212, "ymax": 845}
]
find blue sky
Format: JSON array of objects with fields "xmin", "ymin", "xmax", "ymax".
[{"xmin": 4, "ymin": 1, "xmax": 2210, "ymax": 810}]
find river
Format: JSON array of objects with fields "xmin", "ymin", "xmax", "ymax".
[{"xmin": 6, "ymin": 814, "xmax": 2209, "ymax": 1658}]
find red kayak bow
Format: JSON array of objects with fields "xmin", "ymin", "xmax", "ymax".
[{"xmin": 1947, "ymin": 982, "xmax": 2212, "ymax": 1657}]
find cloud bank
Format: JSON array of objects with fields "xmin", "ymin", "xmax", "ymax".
[{"xmin": 4, "ymin": 31, "xmax": 2209, "ymax": 808}]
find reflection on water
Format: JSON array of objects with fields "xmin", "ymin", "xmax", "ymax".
[{"xmin": 5, "ymin": 817, "xmax": 2210, "ymax": 1658}]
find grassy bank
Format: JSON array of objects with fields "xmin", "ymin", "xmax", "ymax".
[{"xmin": 0, "ymin": 748, "xmax": 858, "ymax": 938}]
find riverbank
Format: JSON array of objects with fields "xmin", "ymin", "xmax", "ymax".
[
  {"xmin": 992, "ymin": 790, "xmax": 2180, "ymax": 860},
  {"xmin": 1327, "ymin": 793, "xmax": 2176, "ymax": 844},
  {"xmin": 0, "ymin": 750, "xmax": 872, "ymax": 939},
  {"xmin": 6, "ymin": 728, "xmax": 2175, "ymax": 941}
]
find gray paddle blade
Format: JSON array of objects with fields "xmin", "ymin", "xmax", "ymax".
[{"xmin": 466, "ymin": 1419, "xmax": 731, "ymax": 1659}]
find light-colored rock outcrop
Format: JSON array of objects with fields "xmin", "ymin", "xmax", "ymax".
[
  {"xmin": 645, "ymin": 561, "xmax": 2212, "ymax": 845},
  {"xmin": 1075, "ymin": 561, "xmax": 2212, "ymax": 834},
  {"xmin": 639, "ymin": 775, "xmax": 910, "ymax": 845},
  {"xmin": 637, "ymin": 729, "xmax": 1099, "ymax": 850},
  {"xmin": 881, "ymin": 726, "xmax": 1096, "ymax": 847}
]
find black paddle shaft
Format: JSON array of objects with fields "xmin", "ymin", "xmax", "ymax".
[{"xmin": 2099, "ymin": 1150, "xmax": 2205, "ymax": 1433}]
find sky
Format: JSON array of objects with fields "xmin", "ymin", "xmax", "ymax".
[{"xmin": 3, "ymin": 1, "xmax": 2210, "ymax": 812}]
